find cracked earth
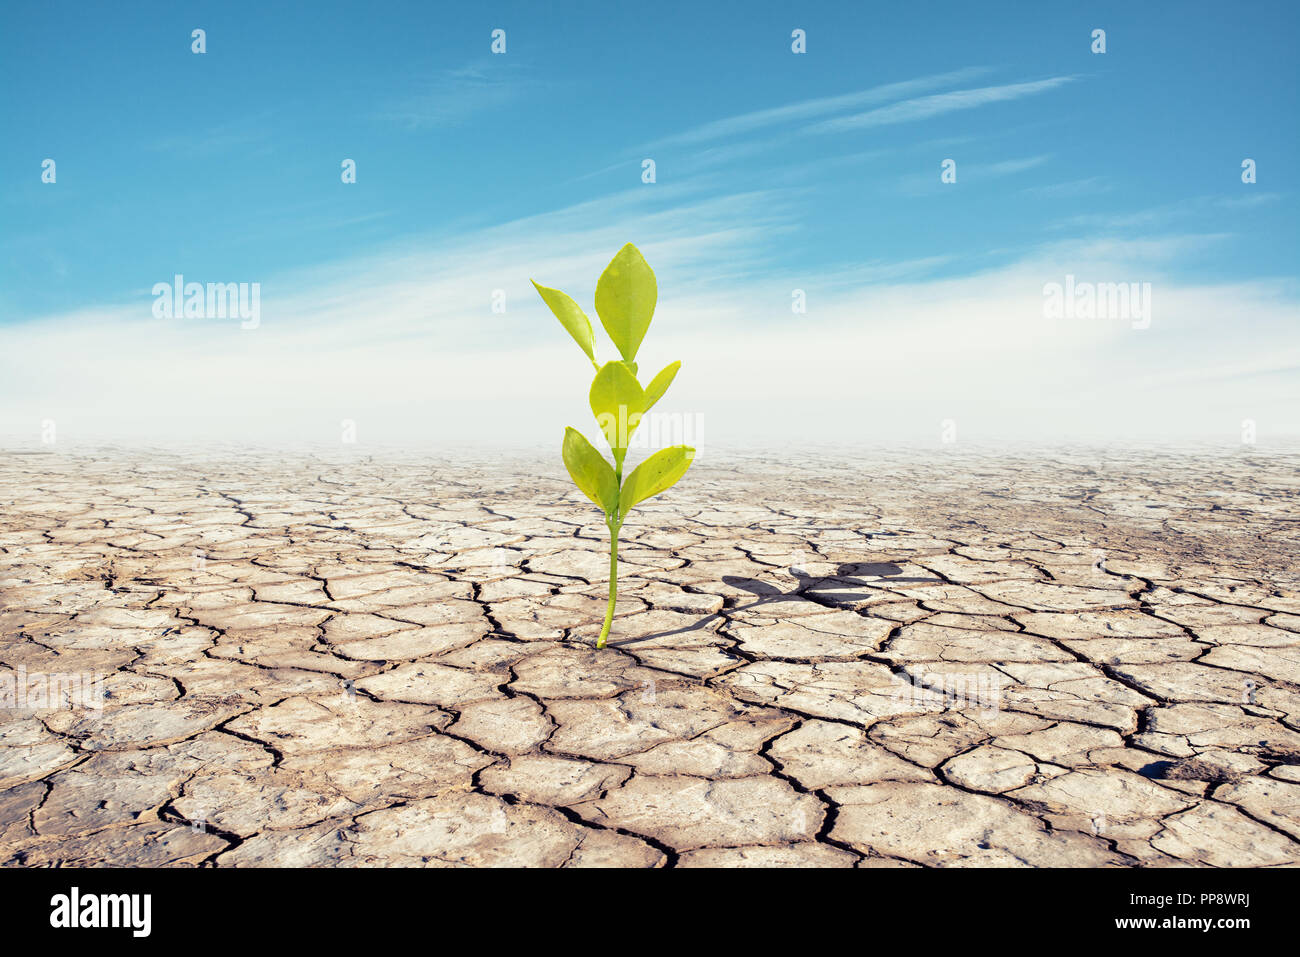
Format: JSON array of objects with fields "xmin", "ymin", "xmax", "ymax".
[{"xmin": 2, "ymin": 445, "xmax": 1298, "ymax": 867}]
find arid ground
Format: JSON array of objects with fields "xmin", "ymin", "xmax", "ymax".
[{"xmin": 2, "ymin": 445, "xmax": 1298, "ymax": 867}]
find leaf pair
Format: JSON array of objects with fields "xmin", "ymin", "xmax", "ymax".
[
  {"xmin": 531, "ymin": 243, "xmax": 658, "ymax": 366},
  {"xmin": 563, "ymin": 428, "xmax": 694, "ymax": 523}
]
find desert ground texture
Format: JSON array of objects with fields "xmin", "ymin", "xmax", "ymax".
[{"xmin": 2, "ymin": 444, "xmax": 1299, "ymax": 868}]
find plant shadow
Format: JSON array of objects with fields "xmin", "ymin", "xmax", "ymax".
[{"xmin": 608, "ymin": 561, "xmax": 943, "ymax": 647}]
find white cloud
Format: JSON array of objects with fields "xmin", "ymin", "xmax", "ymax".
[
  {"xmin": 379, "ymin": 63, "xmax": 528, "ymax": 129},
  {"xmin": 4, "ymin": 184, "xmax": 1297, "ymax": 449},
  {"xmin": 1022, "ymin": 177, "xmax": 1110, "ymax": 197},
  {"xmin": 1055, "ymin": 193, "xmax": 1283, "ymax": 231},
  {"xmin": 895, "ymin": 154, "xmax": 1055, "ymax": 193},
  {"xmin": 642, "ymin": 68, "xmax": 994, "ymax": 150},
  {"xmin": 985, "ymin": 154, "xmax": 1052, "ymax": 176},
  {"xmin": 806, "ymin": 77, "xmax": 1076, "ymax": 133}
]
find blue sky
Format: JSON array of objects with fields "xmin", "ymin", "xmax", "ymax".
[{"xmin": 1, "ymin": 1, "xmax": 1297, "ymax": 444}]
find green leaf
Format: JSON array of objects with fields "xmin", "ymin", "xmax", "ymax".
[
  {"xmin": 594, "ymin": 243, "xmax": 657, "ymax": 363},
  {"xmin": 619, "ymin": 445, "xmax": 695, "ymax": 521},
  {"xmin": 532, "ymin": 280, "xmax": 595, "ymax": 361},
  {"xmin": 562, "ymin": 427, "xmax": 618, "ymax": 515},
  {"xmin": 642, "ymin": 360, "xmax": 681, "ymax": 411},
  {"xmin": 589, "ymin": 361, "xmax": 646, "ymax": 465}
]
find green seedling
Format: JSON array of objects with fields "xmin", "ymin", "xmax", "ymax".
[{"xmin": 532, "ymin": 243, "xmax": 695, "ymax": 648}]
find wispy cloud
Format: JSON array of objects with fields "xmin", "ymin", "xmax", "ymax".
[
  {"xmin": 379, "ymin": 62, "xmax": 526, "ymax": 129},
  {"xmin": 806, "ymin": 77, "xmax": 1076, "ymax": 133},
  {"xmin": 1054, "ymin": 193, "xmax": 1283, "ymax": 230},
  {"xmin": 646, "ymin": 67, "xmax": 992, "ymax": 149},
  {"xmin": 5, "ymin": 181, "xmax": 1296, "ymax": 446},
  {"xmin": 150, "ymin": 111, "xmax": 280, "ymax": 155},
  {"xmin": 985, "ymin": 154, "xmax": 1052, "ymax": 176},
  {"xmin": 1023, "ymin": 177, "xmax": 1110, "ymax": 197},
  {"xmin": 896, "ymin": 154, "xmax": 1053, "ymax": 193}
]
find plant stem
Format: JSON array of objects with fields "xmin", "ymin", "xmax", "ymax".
[
  {"xmin": 598, "ymin": 461, "xmax": 623, "ymax": 650},
  {"xmin": 597, "ymin": 521, "xmax": 619, "ymax": 649}
]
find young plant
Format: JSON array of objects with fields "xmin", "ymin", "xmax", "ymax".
[{"xmin": 532, "ymin": 243, "xmax": 694, "ymax": 649}]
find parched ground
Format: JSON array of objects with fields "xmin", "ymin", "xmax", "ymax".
[{"xmin": 1, "ymin": 444, "xmax": 1299, "ymax": 867}]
